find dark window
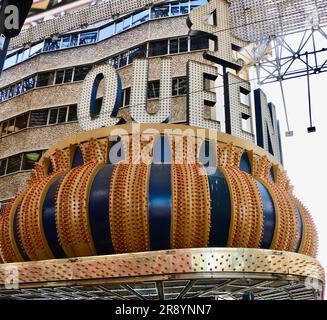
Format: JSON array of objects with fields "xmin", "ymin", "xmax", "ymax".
[
  {"xmin": 22, "ymin": 152, "xmax": 42, "ymax": 171},
  {"xmin": 8, "ymin": 85, "xmax": 16, "ymax": 98},
  {"xmin": 58, "ymin": 107, "xmax": 68, "ymax": 123},
  {"xmin": 15, "ymin": 82, "xmax": 23, "ymax": 96},
  {"xmin": 109, "ymin": 56, "xmax": 120, "ymax": 69},
  {"xmin": 148, "ymin": 81, "xmax": 160, "ymax": 99},
  {"xmin": 179, "ymin": 37, "xmax": 188, "ymax": 52},
  {"xmin": 55, "ymin": 70, "xmax": 65, "ymax": 84},
  {"xmin": 36, "ymin": 72, "xmax": 54, "ymax": 87},
  {"xmin": 49, "ymin": 109, "xmax": 58, "ymax": 124},
  {"xmin": 190, "ymin": 35, "xmax": 209, "ymax": 51},
  {"xmin": 6, "ymin": 154, "xmax": 22, "ymax": 174},
  {"xmin": 61, "ymin": 36, "xmax": 71, "ymax": 48},
  {"xmin": 120, "ymin": 52, "xmax": 129, "ymax": 67},
  {"xmin": 0, "ymin": 159, "xmax": 7, "ymax": 176},
  {"xmin": 14, "ymin": 113, "xmax": 29, "ymax": 132},
  {"xmin": 68, "ymin": 105, "xmax": 78, "ymax": 122},
  {"xmin": 124, "ymin": 88, "xmax": 131, "ymax": 106},
  {"xmin": 79, "ymin": 31, "xmax": 97, "ymax": 45},
  {"xmin": 0, "ymin": 88, "xmax": 9, "ymax": 101},
  {"xmin": 44, "ymin": 38, "xmax": 61, "ymax": 51},
  {"xmin": 63, "ymin": 69, "xmax": 73, "ymax": 83},
  {"xmin": 1, "ymin": 121, "xmax": 8, "ymax": 136},
  {"xmin": 99, "ymin": 24, "xmax": 114, "ymax": 41},
  {"xmin": 148, "ymin": 40, "xmax": 168, "ymax": 57},
  {"xmin": 70, "ymin": 34, "xmax": 79, "ymax": 47},
  {"xmin": 132, "ymin": 9, "xmax": 150, "ymax": 26},
  {"xmin": 29, "ymin": 110, "xmax": 49, "ymax": 127},
  {"xmin": 169, "ymin": 39, "xmax": 179, "ymax": 54},
  {"xmin": 92, "ymin": 98, "xmax": 103, "ymax": 118},
  {"xmin": 151, "ymin": 5, "xmax": 170, "ymax": 19},
  {"xmin": 129, "ymin": 45, "xmax": 147, "ymax": 64},
  {"xmin": 22, "ymin": 76, "xmax": 36, "ymax": 92},
  {"xmin": 74, "ymin": 66, "xmax": 91, "ymax": 81}
]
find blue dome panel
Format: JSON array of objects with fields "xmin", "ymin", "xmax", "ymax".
[
  {"xmin": 295, "ymin": 207, "xmax": 303, "ymax": 252},
  {"xmin": 256, "ymin": 180, "xmax": 275, "ymax": 249},
  {"xmin": 148, "ymin": 164, "xmax": 172, "ymax": 250},
  {"xmin": 42, "ymin": 175, "xmax": 66, "ymax": 259},
  {"xmin": 240, "ymin": 152, "xmax": 252, "ymax": 174},
  {"xmin": 207, "ymin": 168, "xmax": 231, "ymax": 247},
  {"xmin": 89, "ymin": 164, "xmax": 115, "ymax": 255},
  {"xmin": 72, "ymin": 147, "xmax": 84, "ymax": 168}
]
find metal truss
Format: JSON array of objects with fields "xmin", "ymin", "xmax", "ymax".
[
  {"xmin": 253, "ymin": 25, "xmax": 327, "ymax": 85},
  {"xmin": 0, "ymin": 275, "xmax": 321, "ymax": 300}
]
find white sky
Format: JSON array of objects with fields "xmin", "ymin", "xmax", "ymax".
[{"xmin": 262, "ymin": 70, "xmax": 327, "ymax": 297}]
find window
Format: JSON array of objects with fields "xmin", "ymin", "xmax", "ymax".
[
  {"xmin": 0, "ymin": 159, "xmax": 7, "ymax": 176},
  {"xmin": 0, "ymin": 88, "xmax": 8, "ymax": 101},
  {"xmin": 241, "ymin": 113, "xmax": 252, "ymax": 133},
  {"xmin": 74, "ymin": 66, "xmax": 91, "ymax": 82},
  {"xmin": 70, "ymin": 34, "xmax": 79, "ymax": 47},
  {"xmin": 64, "ymin": 69, "xmax": 73, "ymax": 83},
  {"xmin": 6, "ymin": 119, "xmax": 15, "ymax": 135},
  {"xmin": 6, "ymin": 154, "xmax": 22, "ymax": 175},
  {"xmin": 49, "ymin": 109, "xmax": 58, "ymax": 124},
  {"xmin": 132, "ymin": 9, "xmax": 150, "ymax": 26},
  {"xmin": 190, "ymin": 35, "xmax": 209, "ymax": 51},
  {"xmin": 44, "ymin": 38, "xmax": 61, "ymax": 51},
  {"xmin": 29, "ymin": 110, "xmax": 49, "ymax": 127},
  {"xmin": 3, "ymin": 54, "xmax": 16, "ymax": 69},
  {"xmin": 240, "ymin": 87, "xmax": 250, "ymax": 106},
  {"xmin": 148, "ymin": 40, "xmax": 168, "ymax": 57},
  {"xmin": 22, "ymin": 152, "xmax": 42, "ymax": 171},
  {"xmin": 123, "ymin": 17, "xmax": 131, "ymax": 30},
  {"xmin": 99, "ymin": 24, "xmax": 114, "ymax": 41},
  {"xmin": 14, "ymin": 113, "xmax": 29, "ymax": 132},
  {"xmin": 173, "ymin": 78, "xmax": 188, "ymax": 96},
  {"xmin": 79, "ymin": 31, "xmax": 97, "ymax": 45},
  {"xmin": 179, "ymin": 37, "xmax": 188, "ymax": 52},
  {"xmin": 169, "ymin": 39, "xmax": 179, "ymax": 54},
  {"xmin": 129, "ymin": 45, "xmax": 147, "ymax": 64},
  {"xmin": 190, "ymin": 0, "xmax": 207, "ymax": 11},
  {"xmin": 171, "ymin": 3, "xmax": 180, "ymax": 16},
  {"xmin": 23, "ymin": 76, "xmax": 36, "ymax": 92},
  {"xmin": 55, "ymin": 70, "xmax": 65, "ymax": 84},
  {"xmin": 148, "ymin": 81, "xmax": 160, "ymax": 99},
  {"xmin": 180, "ymin": 1, "xmax": 190, "ymax": 14},
  {"xmin": 115, "ymin": 20, "xmax": 124, "ymax": 33},
  {"xmin": 1, "ymin": 121, "xmax": 8, "ymax": 136},
  {"xmin": 120, "ymin": 52, "xmax": 129, "ymax": 67},
  {"xmin": 68, "ymin": 105, "xmax": 78, "ymax": 122},
  {"xmin": 122, "ymin": 88, "xmax": 131, "ymax": 106},
  {"xmin": 36, "ymin": 72, "xmax": 54, "ymax": 87},
  {"xmin": 58, "ymin": 107, "xmax": 68, "ymax": 123},
  {"xmin": 151, "ymin": 5, "xmax": 170, "ymax": 19},
  {"xmin": 61, "ymin": 36, "xmax": 71, "ymax": 48},
  {"xmin": 108, "ymin": 56, "xmax": 120, "ymax": 69}
]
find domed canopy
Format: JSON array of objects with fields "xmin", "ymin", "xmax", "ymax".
[{"xmin": 0, "ymin": 124, "xmax": 318, "ymax": 263}]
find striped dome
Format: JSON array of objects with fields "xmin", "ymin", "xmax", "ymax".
[{"xmin": 0, "ymin": 124, "xmax": 318, "ymax": 263}]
